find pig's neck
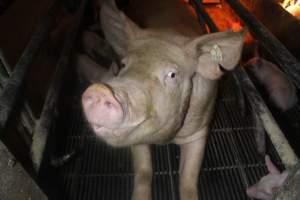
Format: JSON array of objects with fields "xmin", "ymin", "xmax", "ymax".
[
  {"xmin": 173, "ymin": 75, "xmax": 218, "ymax": 144},
  {"xmin": 123, "ymin": 0, "xmax": 204, "ymax": 37}
]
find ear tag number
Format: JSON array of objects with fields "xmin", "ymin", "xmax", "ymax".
[{"xmin": 210, "ymin": 44, "xmax": 223, "ymax": 62}]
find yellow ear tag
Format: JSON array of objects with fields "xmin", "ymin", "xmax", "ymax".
[{"xmin": 210, "ymin": 44, "xmax": 223, "ymax": 62}]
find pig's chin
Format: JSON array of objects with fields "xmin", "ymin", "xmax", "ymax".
[
  {"xmin": 90, "ymin": 116, "xmax": 151, "ymax": 146},
  {"xmin": 91, "ymin": 124, "xmax": 132, "ymax": 138}
]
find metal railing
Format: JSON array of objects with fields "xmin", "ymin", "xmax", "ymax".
[{"xmin": 0, "ymin": 1, "xmax": 61, "ymax": 134}]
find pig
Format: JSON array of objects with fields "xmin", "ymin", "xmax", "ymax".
[
  {"xmin": 76, "ymin": 30, "xmax": 120, "ymax": 83},
  {"xmin": 81, "ymin": 0, "xmax": 245, "ymax": 199},
  {"xmin": 253, "ymin": 108, "xmax": 266, "ymax": 156},
  {"xmin": 75, "ymin": 53, "xmax": 118, "ymax": 83},
  {"xmin": 246, "ymin": 155, "xmax": 289, "ymax": 200},
  {"xmin": 245, "ymin": 57, "xmax": 298, "ymax": 111},
  {"xmin": 81, "ymin": 30, "xmax": 119, "ymax": 68}
]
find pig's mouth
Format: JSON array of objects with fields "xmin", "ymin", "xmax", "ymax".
[{"xmin": 89, "ymin": 116, "xmax": 150, "ymax": 139}]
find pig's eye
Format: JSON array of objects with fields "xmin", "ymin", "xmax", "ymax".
[
  {"xmin": 167, "ymin": 72, "xmax": 176, "ymax": 79},
  {"xmin": 164, "ymin": 69, "xmax": 178, "ymax": 86}
]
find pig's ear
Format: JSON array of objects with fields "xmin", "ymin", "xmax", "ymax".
[
  {"xmin": 185, "ymin": 29, "xmax": 246, "ymax": 80},
  {"xmin": 100, "ymin": 0, "xmax": 142, "ymax": 57},
  {"xmin": 278, "ymin": 171, "xmax": 289, "ymax": 185},
  {"xmin": 265, "ymin": 155, "xmax": 281, "ymax": 174}
]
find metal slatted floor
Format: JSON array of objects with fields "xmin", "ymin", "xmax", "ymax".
[{"xmin": 55, "ymin": 75, "xmax": 284, "ymax": 200}]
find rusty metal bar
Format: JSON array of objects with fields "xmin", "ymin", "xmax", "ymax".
[
  {"xmin": 31, "ymin": 0, "xmax": 87, "ymax": 172},
  {"xmin": 226, "ymin": 0, "xmax": 300, "ymax": 90},
  {"xmin": 0, "ymin": 1, "xmax": 60, "ymax": 134}
]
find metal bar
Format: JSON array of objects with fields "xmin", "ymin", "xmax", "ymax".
[
  {"xmin": 0, "ymin": 49, "xmax": 12, "ymax": 75},
  {"xmin": 226, "ymin": 0, "xmax": 300, "ymax": 90},
  {"xmin": 192, "ymin": 0, "xmax": 218, "ymax": 32},
  {"xmin": 0, "ymin": 1, "xmax": 60, "ymax": 133},
  {"xmin": 0, "ymin": 46, "xmax": 37, "ymax": 139},
  {"xmin": 0, "ymin": 60, "xmax": 9, "ymax": 88},
  {"xmin": 235, "ymin": 67, "xmax": 298, "ymax": 167},
  {"xmin": 31, "ymin": 0, "xmax": 87, "ymax": 171}
]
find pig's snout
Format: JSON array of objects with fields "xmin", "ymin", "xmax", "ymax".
[{"xmin": 82, "ymin": 84, "xmax": 124, "ymax": 133}]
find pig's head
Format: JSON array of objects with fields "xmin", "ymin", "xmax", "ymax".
[{"xmin": 81, "ymin": 0, "xmax": 245, "ymax": 146}]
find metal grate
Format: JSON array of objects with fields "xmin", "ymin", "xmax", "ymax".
[{"xmin": 53, "ymin": 75, "xmax": 284, "ymax": 200}]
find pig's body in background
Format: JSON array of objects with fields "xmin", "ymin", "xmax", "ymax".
[
  {"xmin": 245, "ymin": 57, "xmax": 298, "ymax": 111},
  {"xmin": 75, "ymin": 54, "xmax": 117, "ymax": 83},
  {"xmin": 75, "ymin": 30, "xmax": 120, "ymax": 83},
  {"xmin": 81, "ymin": 31, "xmax": 118, "ymax": 66},
  {"xmin": 81, "ymin": 0, "xmax": 245, "ymax": 199}
]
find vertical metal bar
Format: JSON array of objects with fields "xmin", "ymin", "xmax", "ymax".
[{"xmin": 166, "ymin": 144, "xmax": 176, "ymax": 200}]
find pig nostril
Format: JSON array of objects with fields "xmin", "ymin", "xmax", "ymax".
[
  {"xmin": 82, "ymin": 92, "xmax": 101, "ymax": 105},
  {"xmin": 104, "ymin": 100, "xmax": 112, "ymax": 108},
  {"xmin": 82, "ymin": 94, "xmax": 92, "ymax": 104},
  {"xmin": 82, "ymin": 84, "xmax": 124, "ymax": 130}
]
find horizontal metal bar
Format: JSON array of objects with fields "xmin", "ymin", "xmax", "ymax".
[
  {"xmin": 226, "ymin": 0, "xmax": 300, "ymax": 90},
  {"xmin": 32, "ymin": 0, "xmax": 87, "ymax": 172},
  {"xmin": 0, "ymin": 1, "xmax": 61, "ymax": 134}
]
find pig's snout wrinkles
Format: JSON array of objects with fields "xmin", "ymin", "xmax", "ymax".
[{"xmin": 82, "ymin": 84, "xmax": 124, "ymax": 133}]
